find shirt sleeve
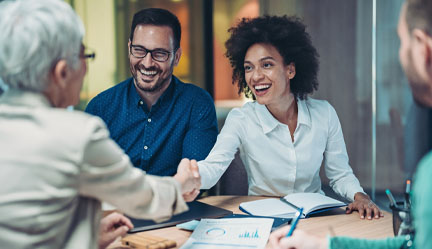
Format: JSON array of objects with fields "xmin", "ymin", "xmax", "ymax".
[
  {"xmin": 182, "ymin": 90, "xmax": 218, "ymax": 161},
  {"xmin": 412, "ymin": 152, "xmax": 432, "ymax": 249},
  {"xmin": 323, "ymin": 103, "xmax": 365, "ymax": 201},
  {"xmin": 78, "ymin": 117, "xmax": 188, "ymax": 222},
  {"xmin": 198, "ymin": 108, "xmax": 244, "ymax": 189},
  {"xmin": 329, "ymin": 236, "xmax": 405, "ymax": 249}
]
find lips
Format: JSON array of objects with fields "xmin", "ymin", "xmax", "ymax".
[
  {"xmin": 139, "ymin": 68, "xmax": 157, "ymax": 76},
  {"xmin": 253, "ymin": 84, "xmax": 271, "ymax": 96},
  {"xmin": 136, "ymin": 66, "xmax": 159, "ymax": 82}
]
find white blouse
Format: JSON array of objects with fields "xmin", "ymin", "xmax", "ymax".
[{"xmin": 199, "ymin": 98, "xmax": 364, "ymax": 201}]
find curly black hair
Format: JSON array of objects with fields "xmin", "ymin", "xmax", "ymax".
[{"xmin": 225, "ymin": 15, "xmax": 319, "ymax": 100}]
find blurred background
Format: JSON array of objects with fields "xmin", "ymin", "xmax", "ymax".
[{"xmin": 65, "ymin": 0, "xmax": 431, "ymax": 206}]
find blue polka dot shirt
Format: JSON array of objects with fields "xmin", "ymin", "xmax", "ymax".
[{"xmin": 85, "ymin": 76, "xmax": 218, "ymax": 176}]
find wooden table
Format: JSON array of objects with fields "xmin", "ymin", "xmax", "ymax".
[{"xmin": 109, "ymin": 195, "xmax": 394, "ymax": 248}]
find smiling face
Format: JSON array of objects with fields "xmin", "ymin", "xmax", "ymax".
[
  {"xmin": 128, "ymin": 24, "xmax": 181, "ymax": 94},
  {"xmin": 244, "ymin": 43, "xmax": 295, "ymax": 106}
]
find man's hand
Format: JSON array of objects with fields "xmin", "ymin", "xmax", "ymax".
[
  {"xmin": 98, "ymin": 212, "xmax": 133, "ymax": 249},
  {"xmin": 346, "ymin": 192, "xmax": 384, "ymax": 219},
  {"xmin": 173, "ymin": 158, "xmax": 201, "ymax": 202}
]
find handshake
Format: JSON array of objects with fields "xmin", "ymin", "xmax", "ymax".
[{"xmin": 173, "ymin": 159, "xmax": 202, "ymax": 202}]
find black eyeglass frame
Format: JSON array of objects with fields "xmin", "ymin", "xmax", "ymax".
[
  {"xmin": 79, "ymin": 44, "xmax": 96, "ymax": 61},
  {"xmin": 82, "ymin": 52, "xmax": 96, "ymax": 60},
  {"xmin": 129, "ymin": 44, "xmax": 177, "ymax": 62}
]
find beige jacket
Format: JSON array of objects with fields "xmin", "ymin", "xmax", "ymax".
[{"xmin": 0, "ymin": 90, "xmax": 187, "ymax": 249}]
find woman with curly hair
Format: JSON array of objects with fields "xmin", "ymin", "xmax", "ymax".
[{"xmin": 198, "ymin": 15, "xmax": 382, "ymax": 219}]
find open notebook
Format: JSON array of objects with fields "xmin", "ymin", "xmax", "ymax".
[{"xmin": 239, "ymin": 193, "xmax": 346, "ymax": 218}]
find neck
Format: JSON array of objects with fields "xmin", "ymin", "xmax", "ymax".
[
  {"xmin": 135, "ymin": 78, "xmax": 171, "ymax": 110},
  {"xmin": 43, "ymin": 82, "xmax": 63, "ymax": 108},
  {"xmin": 266, "ymin": 94, "xmax": 297, "ymax": 125}
]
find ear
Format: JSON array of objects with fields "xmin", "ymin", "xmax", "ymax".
[
  {"xmin": 286, "ymin": 62, "xmax": 296, "ymax": 80},
  {"xmin": 51, "ymin": 59, "xmax": 69, "ymax": 90},
  {"xmin": 423, "ymin": 32, "xmax": 432, "ymax": 76},
  {"xmin": 411, "ymin": 29, "xmax": 432, "ymax": 79},
  {"xmin": 128, "ymin": 40, "xmax": 131, "ymax": 56},
  {"xmin": 173, "ymin": 47, "xmax": 182, "ymax": 66}
]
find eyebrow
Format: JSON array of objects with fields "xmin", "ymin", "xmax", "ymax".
[
  {"xmin": 131, "ymin": 44, "xmax": 170, "ymax": 52},
  {"xmin": 244, "ymin": 56, "xmax": 275, "ymax": 64}
]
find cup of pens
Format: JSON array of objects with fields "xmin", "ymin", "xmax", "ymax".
[
  {"xmin": 386, "ymin": 181, "xmax": 414, "ymax": 236},
  {"xmin": 389, "ymin": 201, "xmax": 410, "ymax": 236}
]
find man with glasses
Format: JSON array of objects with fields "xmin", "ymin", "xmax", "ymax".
[{"xmin": 86, "ymin": 8, "xmax": 218, "ymax": 177}]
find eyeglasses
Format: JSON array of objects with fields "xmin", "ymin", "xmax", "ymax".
[
  {"xmin": 80, "ymin": 47, "xmax": 96, "ymax": 61},
  {"xmin": 130, "ymin": 44, "xmax": 176, "ymax": 62}
]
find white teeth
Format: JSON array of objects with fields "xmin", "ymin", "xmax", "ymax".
[
  {"xmin": 254, "ymin": 84, "xmax": 271, "ymax": 90},
  {"xmin": 139, "ymin": 69, "xmax": 157, "ymax": 76}
]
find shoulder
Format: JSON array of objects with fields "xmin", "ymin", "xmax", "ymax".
[
  {"xmin": 174, "ymin": 77, "xmax": 213, "ymax": 104},
  {"xmin": 88, "ymin": 78, "xmax": 132, "ymax": 103},
  {"xmin": 226, "ymin": 101, "xmax": 256, "ymax": 120},
  {"xmin": 38, "ymin": 108, "xmax": 109, "ymax": 148},
  {"xmin": 303, "ymin": 97, "xmax": 338, "ymax": 119},
  {"xmin": 303, "ymin": 97, "xmax": 333, "ymax": 112},
  {"xmin": 50, "ymin": 109, "xmax": 107, "ymax": 132},
  {"xmin": 416, "ymin": 151, "xmax": 432, "ymax": 179},
  {"xmin": 85, "ymin": 78, "xmax": 132, "ymax": 113}
]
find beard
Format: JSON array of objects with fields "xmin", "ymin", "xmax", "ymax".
[
  {"xmin": 131, "ymin": 63, "xmax": 174, "ymax": 93},
  {"xmin": 402, "ymin": 54, "xmax": 432, "ymax": 108}
]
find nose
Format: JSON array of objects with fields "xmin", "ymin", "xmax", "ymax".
[
  {"xmin": 140, "ymin": 52, "xmax": 155, "ymax": 67},
  {"xmin": 251, "ymin": 67, "xmax": 264, "ymax": 82}
]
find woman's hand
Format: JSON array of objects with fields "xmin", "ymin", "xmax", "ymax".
[
  {"xmin": 267, "ymin": 226, "xmax": 327, "ymax": 249},
  {"xmin": 346, "ymin": 192, "xmax": 384, "ymax": 219}
]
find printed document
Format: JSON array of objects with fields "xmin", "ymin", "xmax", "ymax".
[{"xmin": 180, "ymin": 218, "xmax": 273, "ymax": 249}]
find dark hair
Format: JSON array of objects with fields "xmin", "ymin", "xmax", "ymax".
[
  {"xmin": 406, "ymin": 0, "xmax": 432, "ymax": 35},
  {"xmin": 130, "ymin": 8, "xmax": 181, "ymax": 49},
  {"xmin": 225, "ymin": 15, "xmax": 319, "ymax": 100}
]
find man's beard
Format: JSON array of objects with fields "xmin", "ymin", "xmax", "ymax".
[
  {"xmin": 132, "ymin": 65, "xmax": 172, "ymax": 93},
  {"xmin": 404, "ymin": 56, "xmax": 432, "ymax": 108}
]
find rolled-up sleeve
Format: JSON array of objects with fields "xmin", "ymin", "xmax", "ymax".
[
  {"xmin": 199, "ymin": 109, "xmax": 243, "ymax": 190},
  {"xmin": 323, "ymin": 104, "xmax": 365, "ymax": 201}
]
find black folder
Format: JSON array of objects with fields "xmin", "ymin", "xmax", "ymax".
[{"xmin": 127, "ymin": 201, "xmax": 233, "ymax": 233}]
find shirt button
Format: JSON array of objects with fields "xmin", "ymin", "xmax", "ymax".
[
  {"xmin": 144, "ymin": 145, "xmax": 148, "ymax": 150},
  {"xmin": 147, "ymin": 118, "xmax": 152, "ymax": 123},
  {"xmin": 139, "ymin": 100, "xmax": 144, "ymax": 105}
]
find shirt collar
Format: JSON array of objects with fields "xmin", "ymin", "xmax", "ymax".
[
  {"xmin": 0, "ymin": 88, "xmax": 52, "ymax": 108},
  {"xmin": 131, "ymin": 76, "xmax": 177, "ymax": 110},
  {"xmin": 297, "ymin": 98, "xmax": 311, "ymax": 128},
  {"xmin": 256, "ymin": 97, "xmax": 312, "ymax": 134}
]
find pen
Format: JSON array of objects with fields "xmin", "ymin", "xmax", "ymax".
[
  {"xmin": 405, "ymin": 180, "xmax": 411, "ymax": 209},
  {"xmin": 286, "ymin": 207, "xmax": 303, "ymax": 237},
  {"xmin": 385, "ymin": 189, "xmax": 397, "ymax": 207}
]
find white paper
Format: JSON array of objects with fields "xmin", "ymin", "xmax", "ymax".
[
  {"xmin": 240, "ymin": 199, "xmax": 298, "ymax": 218},
  {"xmin": 180, "ymin": 218, "xmax": 274, "ymax": 249}
]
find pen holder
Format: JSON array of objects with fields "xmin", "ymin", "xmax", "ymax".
[{"xmin": 390, "ymin": 201, "xmax": 413, "ymax": 236}]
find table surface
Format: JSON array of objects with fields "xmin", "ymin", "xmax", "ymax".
[{"xmin": 108, "ymin": 195, "xmax": 394, "ymax": 248}]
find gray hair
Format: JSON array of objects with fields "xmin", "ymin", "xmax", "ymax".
[{"xmin": 0, "ymin": 0, "xmax": 85, "ymax": 92}]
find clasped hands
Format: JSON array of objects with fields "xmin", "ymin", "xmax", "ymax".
[{"xmin": 173, "ymin": 158, "xmax": 202, "ymax": 202}]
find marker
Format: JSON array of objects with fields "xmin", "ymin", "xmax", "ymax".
[
  {"xmin": 286, "ymin": 207, "xmax": 303, "ymax": 237},
  {"xmin": 405, "ymin": 180, "xmax": 411, "ymax": 208},
  {"xmin": 385, "ymin": 189, "xmax": 397, "ymax": 207}
]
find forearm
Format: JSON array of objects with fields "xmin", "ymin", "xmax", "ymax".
[
  {"xmin": 79, "ymin": 122, "xmax": 187, "ymax": 221},
  {"xmin": 329, "ymin": 236, "xmax": 405, "ymax": 249}
]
